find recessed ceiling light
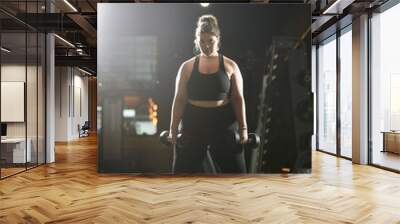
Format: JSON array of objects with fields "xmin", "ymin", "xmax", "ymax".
[
  {"xmin": 78, "ymin": 67, "xmax": 93, "ymax": 76},
  {"xmin": 54, "ymin": 34, "xmax": 75, "ymax": 48},
  {"xmin": 1, "ymin": 47, "xmax": 11, "ymax": 53},
  {"xmin": 323, "ymin": 0, "xmax": 344, "ymax": 14},
  {"xmin": 63, "ymin": 0, "xmax": 78, "ymax": 12},
  {"xmin": 200, "ymin": 3, "xmax": 210, "ymax": 7}
]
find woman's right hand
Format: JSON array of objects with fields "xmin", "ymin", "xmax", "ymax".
[{"xmin": 167, "ymin": 131, "xmax": 177, "ymax": 145}]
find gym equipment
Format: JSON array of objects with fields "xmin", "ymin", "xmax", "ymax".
[
  {"xmin": 252, "ymin": 37, "xmax": 313, "ymax": 173},
  {"xmin": 159, "ymin": 130, "xmax": 260, "ymax": 174},
  {"xmin": 160, "ymin": 130, "xmax": 260, "ymax": 149},
  {"xmin": 159, "ymin": 130, "xmax": 182, "ymax": 147},
  {"xmin": 233, "ymin": 132, "xmax": 261, "ymax": 149},
  {"xmin": 159, "ymin": 130, "xmax": 181, "ymax": 173}
]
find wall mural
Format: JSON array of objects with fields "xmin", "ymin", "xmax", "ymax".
[{"xmin": 98, "ymin": 3, "xmax": 312, "ymax": 174}]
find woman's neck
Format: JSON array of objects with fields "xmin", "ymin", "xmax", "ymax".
[{"xmin": 200, "ymin": 52, "xmax": 218, "ymax": 58}]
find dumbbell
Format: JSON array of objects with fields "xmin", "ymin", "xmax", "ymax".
[
  {"xmin": 159, "ymin": 130, "xmax": 184, "ymax": 173},
  {"xmin": 159, "ymin": 130, "xmax": 182, "ymax": 147},
  {"xmin": 234, "ymin": 132, "xmax": 260, "ymax": 149}
]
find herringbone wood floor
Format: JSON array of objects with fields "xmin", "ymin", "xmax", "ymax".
[{"xmin": 1, "ymin": 135, "xmax": 400, "ymax": 224}]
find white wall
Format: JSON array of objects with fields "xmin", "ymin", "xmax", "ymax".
[
  {"xmin": 1, "ymin": 65, "xmax": 38, "ymax": 137},
  {"xmin": 1, "ymin": 65, "xmax": 26, "ymax": 136},
  {"xmin": 55, "ymin": 67, "xmax": 89, "ymax": 141},
  {"xmin": 55, "ymin": 66, "xmax": 69, "ymax": 141},
  {"xmin": 1, "ymin": 63, "xmax": 46, "ymax": 164},
  {"xmin": 71, "ymin": 72, "xmax": 89, "ymax": 138}
]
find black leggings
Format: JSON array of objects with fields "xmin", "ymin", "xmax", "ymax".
[{"xmin": 174, "ymin": 103, "xmax": 247, "ymax": 173}]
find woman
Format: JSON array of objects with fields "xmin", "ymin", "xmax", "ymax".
[{"xmin": 168, "ymin": 15, "xmax": 248, "ymax": 173}]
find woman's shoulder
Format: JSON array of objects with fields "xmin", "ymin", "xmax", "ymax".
[
  {"xmin": 178, "ymin": 56, "xmax": 197, "ymax": 79},
  {"xmin": 182, "ymin": 56, "xmax": 196, "ymax": 66},
  {"xmin": 221, "ymin": 55, "xmax": 238, "ymax": 71},
  {"xmin": 180, "ymin": 56, "xmax": 197, "ymax": 72}
]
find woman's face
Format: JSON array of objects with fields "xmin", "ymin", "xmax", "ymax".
[{"xmin": 198, "ymin": 32, "xmax": 219, "ymax": 56}]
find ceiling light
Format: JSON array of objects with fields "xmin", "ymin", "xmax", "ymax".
[
  {"xmin": 54, "ymin": 34, "xmax": 75, "ymax": 48},
  {"xmin": 200, "ymin": 3, "xmax": 210, "ymax": 7},
  {"xmin": 322, "ymin": 0, "xmax": 343, "ymax": 14},
  {"xmin": 1, "ymin": 47, "xmax": 11, "ymax": 53},
  {"xmin": 63, "ymin": 0, "xmax": 78, "ymax": 12},
  {"xmin": 78, "ymin": 67, "xmax": 93, "ymax": 76}
]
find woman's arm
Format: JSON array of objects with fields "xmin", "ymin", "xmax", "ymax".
[
  {"xmin": 169, "ymin": 62, "xmax": 189, "ymax": 143},
  {"xmin": 230, "ymin": 61, "xmax": 248, "ymax": 144}
]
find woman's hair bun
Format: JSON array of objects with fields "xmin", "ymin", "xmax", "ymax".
[
  {"xmin": 196, "ymin": 14, "xmax": 220, "ymax": 37},
  {"xmin": 198, "ymin": 15, "xmax": 218, "ymax": 26}
]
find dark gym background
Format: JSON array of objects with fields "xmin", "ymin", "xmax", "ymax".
[{"xmin": 97, "ymin": 3, "xmax": 312, "ymax": 173}]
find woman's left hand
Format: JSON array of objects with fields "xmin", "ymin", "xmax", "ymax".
[{"xmin": 239, "ymin": 129, "xmax": 248, "ymax": 144}]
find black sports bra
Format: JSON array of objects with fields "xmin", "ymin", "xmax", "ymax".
[{"xmin": 187, "ymin": 54, "xmax": 231, "ymax": 101}]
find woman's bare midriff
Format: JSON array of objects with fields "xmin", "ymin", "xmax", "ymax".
[{"xmin": 188, "ymin": 98, "xmax": 230, "ymax": 108}]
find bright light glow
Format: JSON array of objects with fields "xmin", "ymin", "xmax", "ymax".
[
  {"xmin": 54, "ymin": 34, "xmax": 75, "ymax": 48},
  {"xmin": 391, "ymin": 76, "xmax": 400, "ymax": 113},
  {"xmin": 372, "ymin": 3, "xmax": 400, "ymax": 130},
  {"xmin": 123, "ymin": 109, "xmax": 136, "ymax": 118},
  {"xmin": 1, "ymin": 47, "xmax": 11, "ymax": 53},
  {"xmin": 76, "ymin": 48, "xmax": 84, "ymax": 55},
  {"xmin": 370, "ymin": 3, "xmax": 400, "ymax": 165},
  {"xmin": 339, "ymin": 30, "xmax": 352, "ymax": 158},
  {"xmin": 77, "ymin": 67, "xmax": 92, "ymax": 76},
  {"xmin": 135, "ymin": 121, "xmax": 157, "ymax": 135},
  {"xmin": 200, "ymin": 3, "xmax": 210, "ymax": 7},
  {"xmin": 318, "ymin": 38, "xmax": 337, "ymax": 154},
  {"xmin": 63, "ymin": 0, "xmax": 78, "ymax": 12}
]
